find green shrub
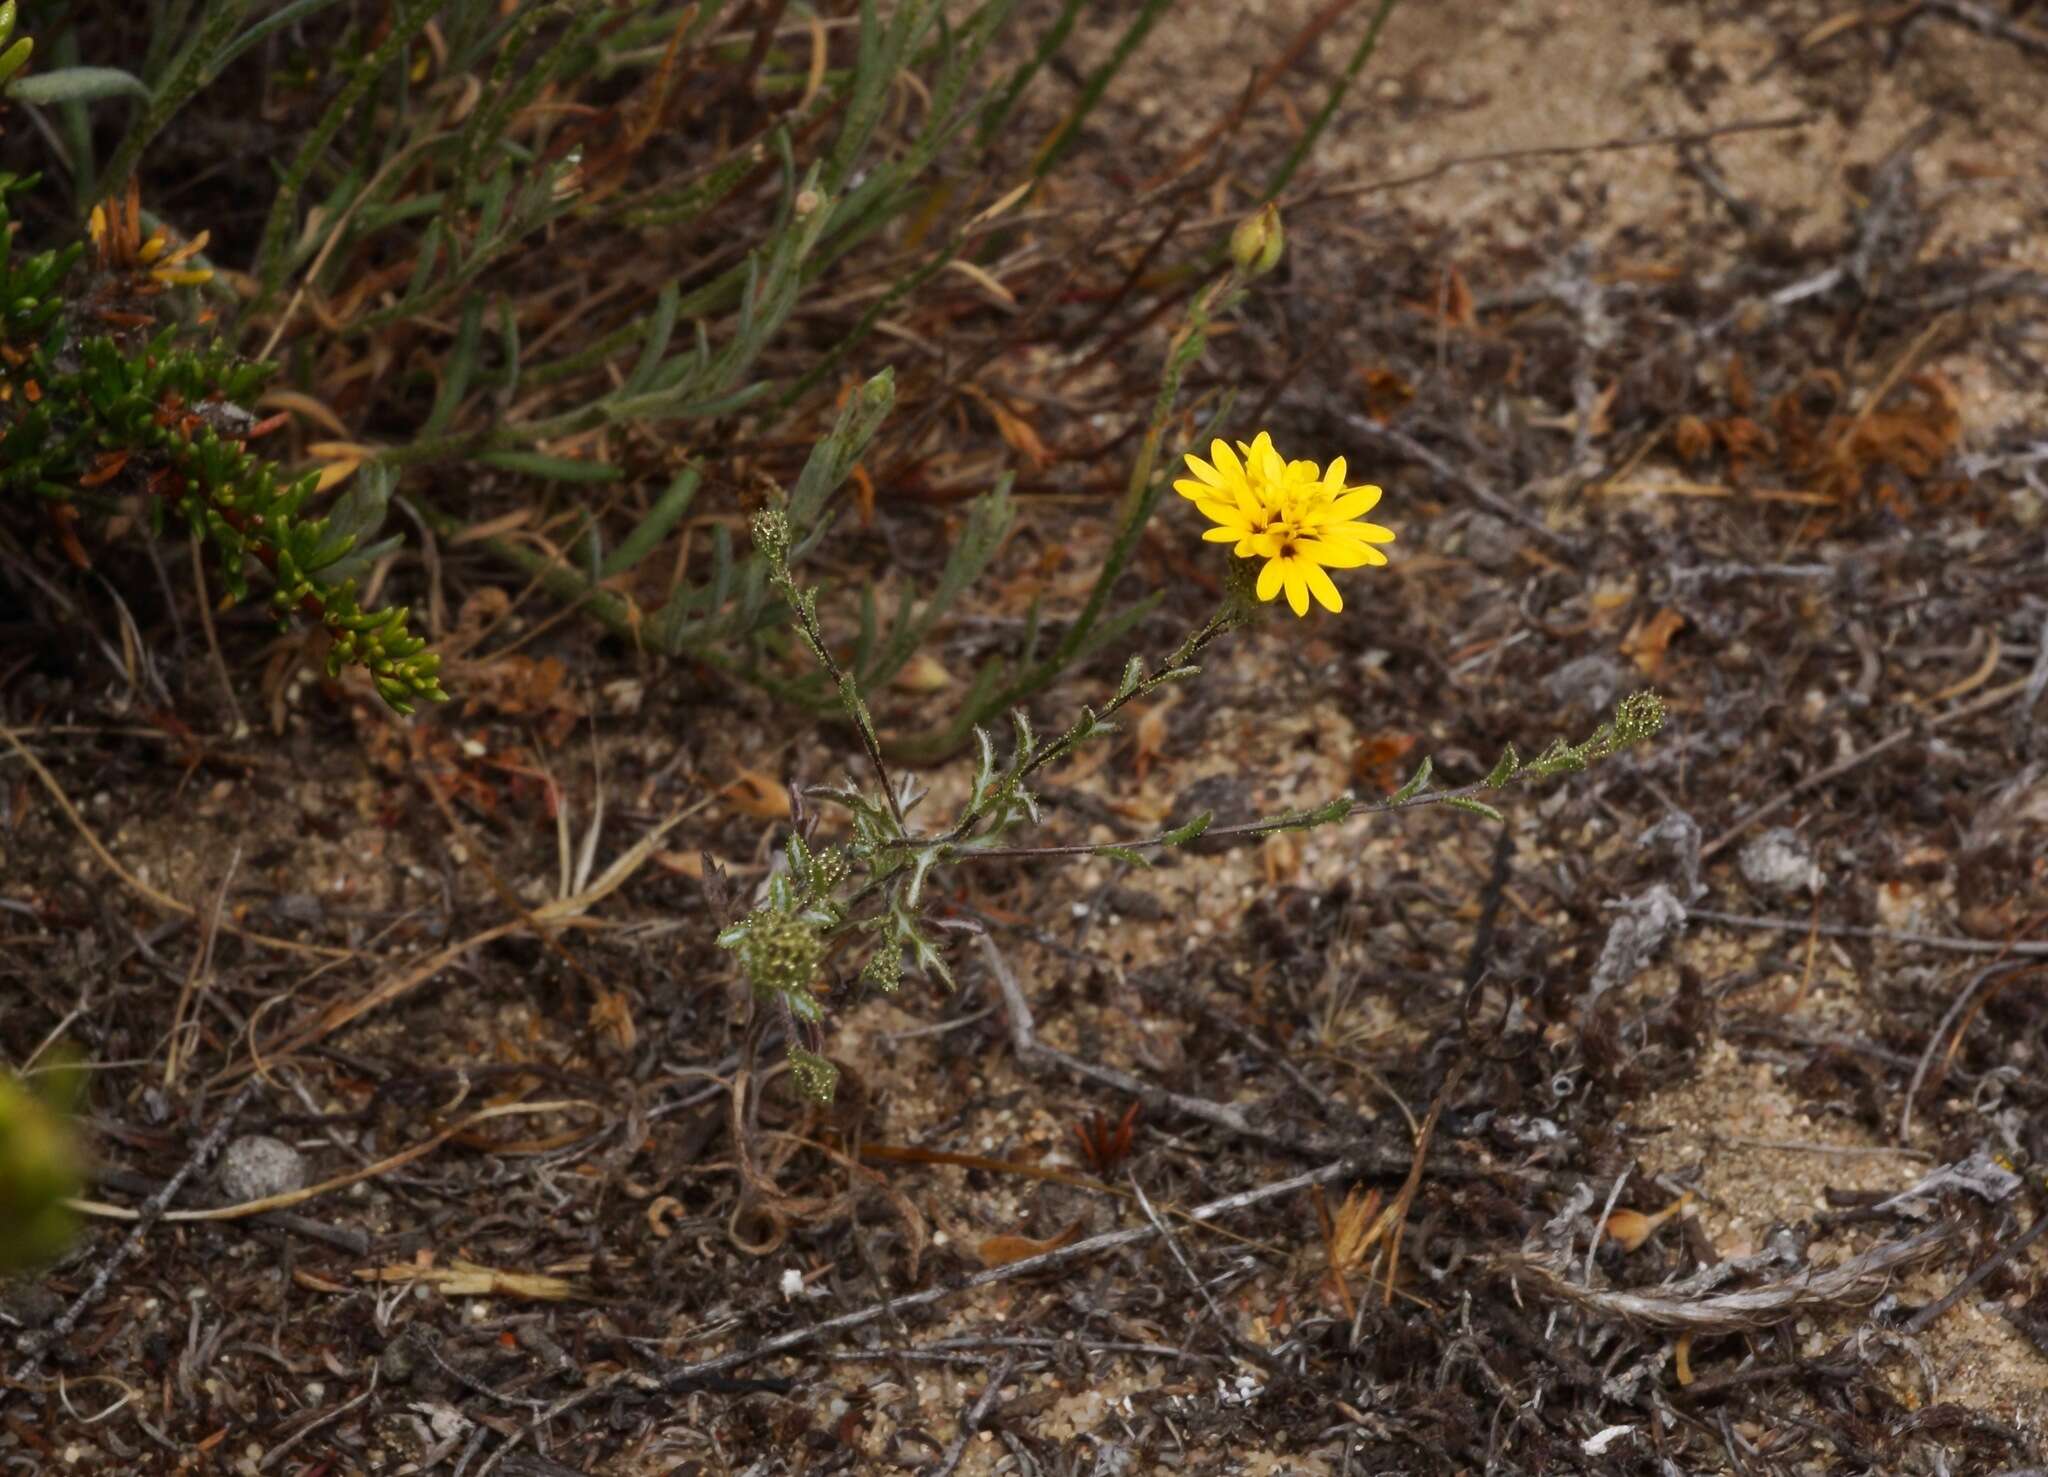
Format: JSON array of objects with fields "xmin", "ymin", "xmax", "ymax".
[{"xmin": 0, "ymin": 1057, "xmax": 83, "ymax": 1273}]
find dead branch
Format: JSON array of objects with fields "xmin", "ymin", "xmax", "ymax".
[{"xmin": 1503, "ymin": 1225, "xmax": 1955, "ymax": 1332}]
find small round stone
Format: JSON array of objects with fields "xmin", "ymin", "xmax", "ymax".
[{"xmin": 217, "ymin": 1135, "xmax": 308, "ymax": 1203}]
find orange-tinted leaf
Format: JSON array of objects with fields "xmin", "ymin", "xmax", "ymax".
[
  {"xmin": 1357, "ymin": 366, "xmax": 1415, "ymax": 422},
  {"xmin": 1621, "ymin": 607, "xmax": 1687, "ymax": 676},
  {"xmin": 1673, "ymin": 415, "xmax": 1713, "ymax": 465},
  {"xmin": 1727, "ymin": 353, "xmax": 1754, "ymax": 413},
  {"xmin": 721, "ymin": 768, "xmax": 790, "ymax": 820},
  {"xmin": 1350, "ymin": 732, "xmax": 1416, "ymax": 792},
  {"xmin": 977, "ymin": 1217, "xmax": 1086, "ymax": 1268}
]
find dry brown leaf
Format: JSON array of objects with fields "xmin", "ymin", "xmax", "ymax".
[
  {"xmin": 1350, "ymin": 732, "xmax": 1416, "ymax": 792},
  {"xmin": 965, "ymin": 387, "xmax": 1051, "ymax": 468},
  {"xmin": 722, "ymin": 768, "xmax": 791, "ymax": 820},
  {"xmin": 890, "ymin": 651, "xmax": 955, "ymax": 693},
  {"xmin": 1602, "ymin": 1191, "xmax": 1694, "ymax": 1253},
  {"xmin": 977, "ymin": 1217, "xmax": 1086, "ymax": 1268},
  {"xmin": 1130, "ymin": 689, "xmax": 1180, "ymax": 784},
  {"xmin": 1622, "ymin": 607, "xmax": 1687, "ymax": 676},
  {"xmin": 1727, "ymin": 353, "xmax": 1754, "ymax": 413},
  {"xmin": 257, "ymin": 387, "xmax": 352, "ymax": 438},
  {"xmin": 1357, "ymin": 366, "xmax": 1415, "ymax": 422},
  {"xmin": 1673, "ymin": 415, "xmax": 1714, "ymax": 465},
  {"xmin": 1262, "ymin": 831, "xmax": 1301, "ymax": 886},
  {"xmin": 1440, "ymin": 263, "xmax": 1476, "ymax": 328},
  {"xmin": 589, "ymin": 988, "xmax": 637, "ymax": 1052}
]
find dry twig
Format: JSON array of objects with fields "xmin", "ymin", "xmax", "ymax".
[{"xmin": 1505, "ymin": 1225, "xmax": 1954, "ymax": 1331}]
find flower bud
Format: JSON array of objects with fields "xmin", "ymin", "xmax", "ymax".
[
  {"xmin": 750, "ymin": 508, "xmax": 791, "ymax": 564},
  {"xmin": 1230, "ymin": 204, "xmax": 1284, "ymax": 278}
]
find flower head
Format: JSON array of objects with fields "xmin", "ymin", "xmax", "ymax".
[{"xmin": 1174, "ymin": 431, "xmax": 1394, "ymax": 616}]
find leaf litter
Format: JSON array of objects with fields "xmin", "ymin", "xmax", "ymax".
[{"xmin": 5, "ymin": 1, "xmax": 2048, "ymax": 1473}]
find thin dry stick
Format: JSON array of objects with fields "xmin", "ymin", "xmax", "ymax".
[
  {"xmin": 1, "ymin": 726, "xmax": 354, "ymax": 960},
  {"xmin": 1143, "ymin": 0, "xmax": 1369, "ymax": 189},
  {"xmin": 1129, "ymin": 1172, "xmax": 1281, "ymax": 1371},
  {"xmin": 255, "ymin": 1373, "xmax": 379, "ymax": 1472},
  {"xmin": 658, "ymin": 1153, "xmax": 1379, "ymax": 1389},
  {"xmin": 1702, "ymin": 676, "xmax": 2034, "ymax": 859},
  {"xmin": 1901, "ymin": 1211, "xmax": 2048, "ymax": 1335},
  {"xmin": 163, "ymin": 844, "xmax": 240, "ymax": 1091},
  {"xmin": 1306, "ymin": 112, "xmax": 1814, "ymax": 204},
  {"xmin": 188, "ymin": 529, "xmax": 247, "ymax": 734},
  {"xmin": 978, "ymin": 932, "xmax": 1501, "ymax": 1181},
  {"xmin": 65, "ymin": 1098, "xmax": 596, "ymax": 1225},
  {"xmin": 228, "ymin": 800, "xmax": 703, "ymax": 1072},
  {"xmin": 12, "ymin": 1081, "xmax": 255, "ymax": 1381},
  {"xmin": 1377, "ymin": 1084, "xmax": 1448, "ymax": 1305},
  {"xmin": 1685, "ymin": 906, "xmax": 2048, "ymax": 959},
  {"xmin": 1899, "ymin": 962, "xmax": 2042, "ymax": 1143},
  {"xmin": 927, "ymin": 1354, "xmax": 1020, "ymax": 1477}
]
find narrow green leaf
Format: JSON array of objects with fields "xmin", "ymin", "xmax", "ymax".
[
  {"xmin": 0, "ymin": 37, "xmax": 32, "ymax": 91},
  {"xmin": 626, "ymin": 282, "xmax": 680, "ymax": 396},
  {"xmin": 1485, "ymin": 742, "xmax": 1519, "ymax": 788},
  {"xmin": 1443, "ymin": 796, "xmax": 1505, "ymax": 823},
  {"xmin": 1390, "ymin": 755, "xmax": 1433, "ymax": 802},
  {"xmin": 477, "ymin": 449, "xmax": 619, "ymax": 482},
  {"xmin": 602, "ymin": 465, "xmax": 699, "ymax": 579},
  {"xmin": 10, "ymin": 66, "xmax": 148, "ymax": 104}
]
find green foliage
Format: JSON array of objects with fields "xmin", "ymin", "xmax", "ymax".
[
  {"xmin": 0, "ymin": 1057, "xmax": 84, "ymax": 1274},
  {"xmin": 0, "ymin": 170, "xmax": 445, "ymax": 713},
  {"xmin": 3, "ymin": 0, "xmax": 1230, "ymax": 721}
]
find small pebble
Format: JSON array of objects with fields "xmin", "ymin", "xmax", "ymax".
[
  {"xmin": 1546, "ymin": 653, "xmax": 1625, "ymax": 713},
  {"xmin": 217, "ymin": 1135, "xmax": 308, "ymax": 1203},
  {"xmin": 1738, "ymin": 827, "xmax": 1822, "ymax": 895}
]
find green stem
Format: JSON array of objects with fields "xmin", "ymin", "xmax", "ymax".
[{"xmin": 1262, "ymin": 0, "xmax": 1402, "ymax": 204}]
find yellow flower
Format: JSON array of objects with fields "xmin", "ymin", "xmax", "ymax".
[{"xmin": 1174, "ymin": 431, "xmax": 1394, "ymax": 616}]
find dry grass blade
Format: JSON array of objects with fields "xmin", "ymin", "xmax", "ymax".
[
  {"xmin": 67, "ymin": 1099, "xmax": 597, "ymax": 1224},
  {"xmin": 352, "ymin": 1259, "xmax": 581, "ymax": 1301},
  {"xmin": 1, "ymin": 726, "xmax": 355, "ymax": 960},
  {"xmin": 227, "ymin": 798, "xmax": 706, "ymax": 1071}
]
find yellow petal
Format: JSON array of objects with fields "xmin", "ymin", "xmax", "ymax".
[
  {"xmin": 1256, "ymin": 559, "xmax": 1285, "ymax": 603},
  {"xmin": 1174, "ymin": 476, "xmax": 1216, "ymax": 502},
  {"xmin": 1324, "ymin": 456, "xmax": 1348, "ymax": 488},
  {"xmin": 1299, "ymin": 538, "xmax": 1371, "ymax": 569},
  {"xmin": 1331, "ymin": 485, "xmax": 1381, "ymax": 517},
  {"xmin": 1208, "ymin": 439, "xmax": 1246, "ymax": 485},
  {"xmin": 1181, "ymin": 454, "xmax": 1223, "ymax": 488},
  {"xmin": 1201, "ymin": 525, "xmax": 1242, "ymax": 543},
  {"xmin": 1305, "ymin": 563, "xmax": 1343, "ymax": 612},
  {"xmin": 1281, "ymin": 562, "xmax": 1309, "ymax": 616}
]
